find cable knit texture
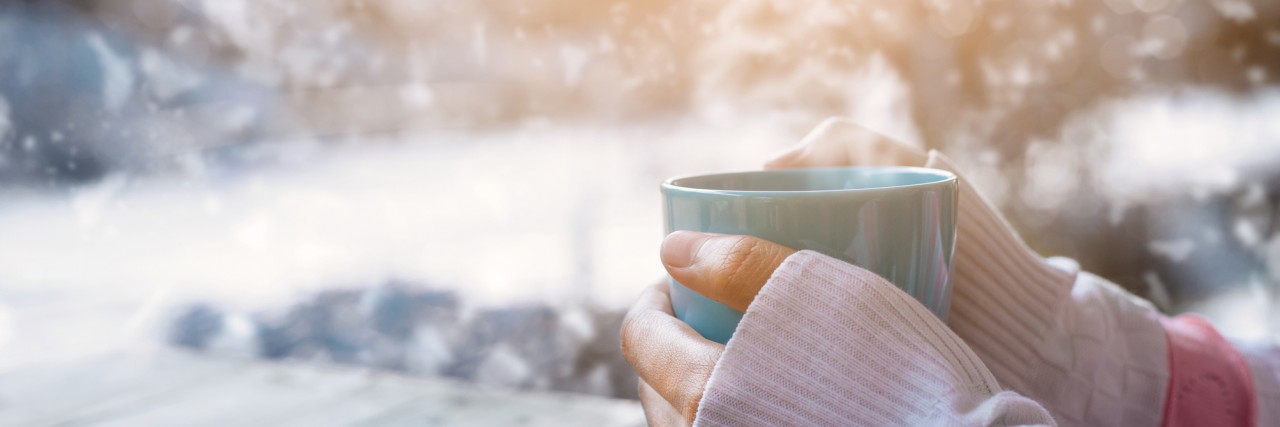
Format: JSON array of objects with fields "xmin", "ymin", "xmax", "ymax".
[
  {"xmin": 694, "ymin": 251, "xmax": 1055, "ymax": 426},
  {"xmin": 924, "ymin": 151, "xmax": 1172, "ymax": 426}
]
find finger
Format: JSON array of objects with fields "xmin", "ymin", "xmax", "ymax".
[
  {"xmin": 764, "ymin": 117, "xmax": 927, "ymax": 169},
  {"xmin": 621, "ymin": 283, "xmax": 723, "ymax": 423},
  {"xmin": 660, "ymin": 231, "xmax": 795, "ymax": 313},
  {"xmin": 639, "ymin": 381, "xmax": 690, "ymax": 427}
]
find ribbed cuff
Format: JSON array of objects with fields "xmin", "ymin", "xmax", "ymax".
[
  {"xmin": 695, "ymin": 251, "xmax": 1054, "ymax": 426},
  {"xmin": 1159, "ymin": 315, "xmax": 1257, "ymax": 427},
  {"xmin": 923, "ymin": 151, "xmax": 1076, "ymax": 382}
]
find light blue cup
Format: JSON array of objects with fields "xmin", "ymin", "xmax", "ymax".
[{"xmin": 661, "ymin": 167, "xmax": 958, "ymax": 344}]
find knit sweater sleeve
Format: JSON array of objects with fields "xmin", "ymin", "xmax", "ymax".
[{"xmin": 693, "ymin": 251, "xmax": 1055, "ymax": 426}]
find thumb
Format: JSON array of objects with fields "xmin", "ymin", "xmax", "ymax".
[{"xmin": 660, "ymin": 231, "xmax": 796, "ymax": 312}]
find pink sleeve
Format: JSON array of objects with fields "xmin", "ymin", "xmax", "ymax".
[{"xmin": 1158, "ymin": 315, "xmax": 1257, "ymax": 427}]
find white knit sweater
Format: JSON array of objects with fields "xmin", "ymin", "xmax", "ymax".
[
  {"xmin": 689, "ymin": 151, "xmax": 1279, "ymax": 426},
  {"xmin": 694, "ymin": 251, "xmax": 1056, "ymax": 426}
]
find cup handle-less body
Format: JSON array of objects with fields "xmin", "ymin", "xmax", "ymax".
[{"xmin": 662, "ymin": 167, "xmax": 957, "ymax": 344}]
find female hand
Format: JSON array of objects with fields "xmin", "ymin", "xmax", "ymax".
[
  {"xmin": 764, "ymin": 117, "xmax": 1186, "ymax": 426},
  {"xmin": 624, "ymin": 232, "xmax": 1054, "ymax": 426},
  {"xmin": 622, "ymin": 231, "xmax": 794, "ymax": 426},
  {"xmin": 622, "ymin": 119, "xmax": 937, "ymax": 425}
]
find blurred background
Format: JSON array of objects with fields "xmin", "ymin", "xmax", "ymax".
[{"xmin": 0, "ymin": 0, "xmax": 1277, "ymax": 425}]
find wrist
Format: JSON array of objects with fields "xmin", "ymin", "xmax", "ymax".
[
  {"xmin": 924, "ymin": 150, "xmax": 1077, "ymax": 378},
  {"xmin": 926, "ymin": 150, "xmax": 1173, "ymax": 425}
]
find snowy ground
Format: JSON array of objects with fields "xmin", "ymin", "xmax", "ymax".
[{"xmin": 0, "ymin": 120, "xmax": 791, "ymax": 371}]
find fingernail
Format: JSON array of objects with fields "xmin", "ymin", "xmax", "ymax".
[
  {"xmin": 764, "ymin": 145, "xmax": 805, "ymax": 168},
  {"xmin": 661, "ymin": 231, "xmax": 709, "ymax": 269}
]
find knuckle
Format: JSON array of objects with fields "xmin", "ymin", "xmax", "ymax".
[
  {"xmin": 619, "ymin": 311, "xmax": 647, "ymax": 357},
  {"xmin": 719, "ymin": 236, "xmax": 758, "ymax": 273},
  {"xmin": 717, "ymin": 237, "xmax": 772, "ymax": 288},
  {"xmin": 809, "ymin": 117, "xmax": 846, "ymax": 144},
  {"xmin": 620, "ymin": 310, "xmax": 667, "ymax": 369},
  {"xmin": 714, "ymin": 240, "xmax": 746, "ymax": 290}
]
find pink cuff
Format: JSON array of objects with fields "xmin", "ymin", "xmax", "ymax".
[{"xmin": 1160, "ymin": 315, "xmax": 1256, "ymax": 427}]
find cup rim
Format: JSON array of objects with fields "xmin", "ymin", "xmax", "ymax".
[{"xmin": 661, "ymin": 166, "xmax": 956, "ymax": 196}]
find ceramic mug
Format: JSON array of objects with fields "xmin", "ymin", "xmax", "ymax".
[{"xmin": 661, "ymin": 166, "xmax": 958, "ymax": 344}]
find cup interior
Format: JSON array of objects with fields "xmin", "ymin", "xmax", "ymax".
[{"xmin": 666, "ymin": 167, "xmax": 953, "ymax": 193}]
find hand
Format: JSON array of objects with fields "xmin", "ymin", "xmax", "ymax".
[
  {"xmin": 764, "ymin": 117, "xmax": 1175, "ymax": 425},
  {"xmin": 626, "ymin": 233, "xmax": 1055, "ymax": 425},
  {"xmin": 624, "ymin": 120, "xmax": 932, "ymax": 425},
  {"xmin": 622, "ymin": 231, "xmax": 794, "ymax": 426}
]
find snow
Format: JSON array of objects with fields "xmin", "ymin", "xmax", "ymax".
[
  {"xmin": 1248, "ymin": 67, "xmax": 1268, "ymax": 85},
  {"xmin": 198, "ymin": 0, "xmax": 253, "ymax": 50},
  {"xmin": 1140, "ymin": 15, "xmax": 1188, "ymax": 60},
  {"xmin": 1235, "ymin": 218, "xmax": 1262, "ymax": 247},
  {"xmin": 1142, "ymin": 271, "xmax": 1173, "ymax": 310},
  {"xmin": 1020, "ymin": 139, "xmax": 1083, "ymax": 215},
  {"xmin": 70, "ymin": 174, "xmax": 131, "ymax": 229},
  {"xmin": 924, "ymin": 0, "xmax": 976, "ymax": 38},
  {"xmin": 140, "ymin": 49, "xmax": 206, "ymax": 101},
  {"xmin": 1148, "ymin": 239, "xmax": 1196, "ymax": 263},
  {"xmin": 1089, "ymin": 90, "xmax": 1280, "ymax": 203},
  {"xmin": 0, "ymin": 120, "xmax": 790, "ymax": 379},
  {"xmin": 1211, "ymin": 0, "xmax": 1257, "ymax": 22},
  {"xmin": 0, "ymin": 122, "xmax": 787, "ymax": 312},
  {"xmin": 399, "ymin": 83, "xmax": 435, "ymax": 108},
  {"xmin": 558, "ymin": 44, "xmax": 590, "ymax": 86},
  {"xmin": 1100, "ymin": 34, "xmax": 1141, "ymax": 79},
  {"xmin": 1133, "ymin": 0, "xmax": 1172, "ymax": 13},
  {"xmin": 86, "ymin": 34, "xmax": 135, "ymax": 111},
  {"xmin": 0, "ymin": 95, "xmax": 9, "ymax": 141},
  {"xmin": 205, "ymin": 313, "xmax": 258, "ymax": 359},
  {"xmin": 0, "ymin": 301, "xmax": 10, "ymax": 349},
  {"xmin": 1191, "ymin": 281, "xmax": 1275, "ymax": 340},
  {"xmin": 1271, "ymin": 238, "xmax": 1280, "ymax": 284}
]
